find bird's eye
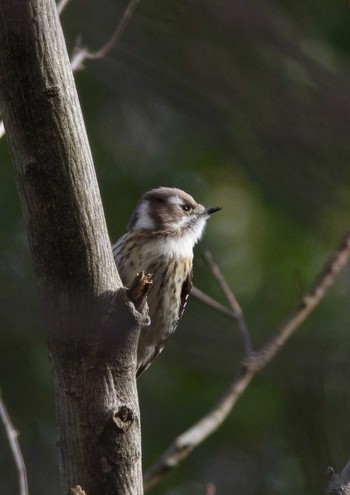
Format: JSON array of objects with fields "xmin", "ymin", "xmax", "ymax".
[{"xmin": 181, "ymin": 204, "xmax": 192, "ymax": 212}]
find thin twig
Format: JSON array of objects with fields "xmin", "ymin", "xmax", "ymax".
[
  {"xmin": 56, "ymin": 0, "xmax": 71, "ymax": 15},
  {"xmin": 203, "ymin": 251, "xmax": 252, "ymax": 355},
  {"xmin": 0, "ymin": 391, "xmax": 29, "ymax": 495},
  {"xmin": 191, "ymin": 286, "xmax": 235, "ymax": 320},
  {"xmin": 261, "ymin": 229, "xmax": 350, "ymax": 364},
  {"xmin": 192, "ymin": 286, "xmax": 253, "ymax": 355},
  {"xmin": 70, "ymin": 0, "xmax": 140, "ymax": 71},
  {"xmin": 0, "ymin": 0, "xmax": 141, "ymax": 137},
  {"xmin": 143, "ymin": 230, "xmax": 350, "ymax": 492},
  {"xmin": 203, "ymin": 251, "xmax": 242, "ymax": 314},
  {"xmin": 143, "ymin": 366, "xmax": 254, "ymax": 492}
]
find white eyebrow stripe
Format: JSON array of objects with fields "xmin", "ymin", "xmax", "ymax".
[
  {"xmin": 167, "ymin": 195, "xmax": 182, "ymax": 205},
  {"xmin": 132, "ymin": 201, "xmax": 155, "ymax": 230}
]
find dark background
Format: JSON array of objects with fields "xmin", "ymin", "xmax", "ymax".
[{"xmin": 1, "ymin": 1, "xmax": 350, "ymax": 493}]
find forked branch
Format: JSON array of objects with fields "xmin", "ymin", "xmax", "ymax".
[
  {"xmin": 70, "ymin": 0, "xmax": 140, "ymax": 71},
  {"xmin": 0, "ymin": 0, "xmax": 140, "ymax": 139},
  {"xmin": 143, "ymin": 230, "xmax": 350, "ymax": 491},
  {"xmin": 203, "ymin": 250, "xmax": 252, "ymax": 355}
]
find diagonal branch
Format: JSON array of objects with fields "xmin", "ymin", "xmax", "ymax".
[
  {"xmin": 143, "ymin": 229, "xmax": 350, "ymax": 492},
  {"xmin": 202, "ymin": 250, "xmax": 252, "ymax": 355},
  {"xmin": 70, "ymin": 0, "xmax": 140, "ymax": 71},
  {"xmin": 191, "ymin": 286, "xmax": 235, "ymax": 320},
  {"xmin": 202, "ymin": 251, "xmax": 243, "ymax": 314},
  {"xmin": 56, "ymin": 0, "xmax": 71, "ymax": 15},
  {"xmin": 260, "ymin": 229, "xmax": 350, "ymax": 364},
  {"xmin": 0, "ymin": 391, "xmax": 29, "ymax": 495},
  {"xmin": 0, "ymin": 0, "xmax": 140, "ymax": 138}
]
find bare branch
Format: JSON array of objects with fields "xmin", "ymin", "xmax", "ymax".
[
  {"xmin": 203, "ymin": 250, "xmax": 252, "ymax": 355},
  {"xmin": 0, "ymin": 391, "xmax": 29, "ymax": 495},
  {"xmin": 0, "ymin": 0, "xmax": 141, "ymax": 137},
  {"xmin": 70, "ymin": 0, "xmax": 140, "ymax": 71},
  {"xmin": 143, "ymin": 366, "xmax": 254, "ymax": 492},
  {"xmin": 143, "ymin": 230, "xmax": 350, "ymax": 492},
  {"xmin": 203, "ymin": 251, "xmax": 242, "ymax": 314},
  {"xmin": 260, "ymin": 229, "xmax": 350, "ymax": 365},
  {"xmin": 56, "ymin": 0, "xmax": 71, "ymax": 15},
  {"xmin": 191, "ymin": 286, "xmax": 235, "ymax": 320}
]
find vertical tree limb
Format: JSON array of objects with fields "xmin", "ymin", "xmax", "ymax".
[{"xmin": 0, "ymin": 1, "xmax": 143, "ymax": 493}]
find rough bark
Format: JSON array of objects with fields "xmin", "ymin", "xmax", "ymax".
[{"xmin": 0, "ymin": 1, "xmax": 143, "ymax": 494}]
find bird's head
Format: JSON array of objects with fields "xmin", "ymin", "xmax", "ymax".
[{"xmin": 128, "ymin": 187, "xmax": 222, "ymax": 245}]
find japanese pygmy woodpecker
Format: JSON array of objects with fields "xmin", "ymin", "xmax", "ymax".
[{"xmin": 112, "ymin": 187, "xmax": 221, "ymax": 376}]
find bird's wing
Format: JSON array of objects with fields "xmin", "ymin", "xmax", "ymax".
[{"xmin": 178, "ymin": 268, "xmax": 193, "ymax": 320}]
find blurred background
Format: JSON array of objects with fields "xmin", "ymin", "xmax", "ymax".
[{"xmin": 1, "ymin": 0, "xmax": 350, "ymax": 493}]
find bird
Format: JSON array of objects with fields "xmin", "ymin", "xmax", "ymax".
[{"xmin": 112, "ymin": 187, "xmax": 222, "ymax": 377}]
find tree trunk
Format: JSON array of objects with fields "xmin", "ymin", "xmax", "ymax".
[{"xmin": 0, "ymin": 1, "xmax": 143, "ymax": 493}]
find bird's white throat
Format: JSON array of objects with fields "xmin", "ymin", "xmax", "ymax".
[{"xmin": 148, "ymin": 216, "xmax": 207, "ymax": 259}]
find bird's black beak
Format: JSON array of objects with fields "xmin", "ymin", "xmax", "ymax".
[{"xmin": 206, "ymin": 206, "xmax": 223, "ymax": 215}]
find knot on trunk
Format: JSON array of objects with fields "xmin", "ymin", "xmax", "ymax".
[{"xmin": 112, "ymin": 405, "xmax": 134, "ymax": 432}]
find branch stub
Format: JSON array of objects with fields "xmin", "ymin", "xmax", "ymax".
[{"xmin": 112, "ymin": 405, "xmax": 134, "ymax": 432}]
